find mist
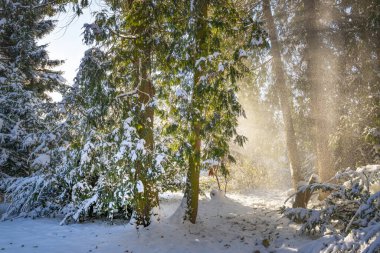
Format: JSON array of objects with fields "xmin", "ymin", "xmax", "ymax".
[{"xmin": 227, "ymin": 0, "xmax": 379, "ymax": 193}]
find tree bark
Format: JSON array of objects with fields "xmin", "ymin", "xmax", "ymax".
[
  {"xmin": 134, "ymin": 49, "xmax": 158, "ymax": 226},
  {"xmin": 303, "ymin": 0, "xmax": 335, "ymax": 195},
  {"xmin": 183, "ymin": 0, "xmax": 208, "ymax": 224},
  {"xmin": 128, "ymin": 3, "xmax": 158, "ymax": 226},
  {"xmin": 293, "ymin": 174, "xmax": 318, "ymax": 208},
  {"xmin": 263, "ymin": 0, "xmax": 307, "ymax": 207}
]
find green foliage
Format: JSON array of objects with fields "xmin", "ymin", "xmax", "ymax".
[
  {"xmin": 57, "ymin": 0, "xmax": 268, "ymax": 223},
  {"xmin": 56, "ymin": 1, "xmax": 180, "ymax": 223},
  {"xmin": 0, "ymin": 0, "xmax": 65, "ymax": 177},
  {"xmin": 158, "ymin": 0, "xmax": 266, "ymax": 176}
]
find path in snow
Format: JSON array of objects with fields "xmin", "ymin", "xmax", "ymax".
[
  {"xmin": 0, "ymin": 190, "xmax": 318, "ymax": 253},
  {"xmin": 133, "ymin": 189, "xmax": 311, "ymax": 253}
]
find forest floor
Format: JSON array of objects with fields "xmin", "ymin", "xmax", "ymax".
[{"xmin": 0, "ymin": 189, "xmax": 330, "ymax": 253}]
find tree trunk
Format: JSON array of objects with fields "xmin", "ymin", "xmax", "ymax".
[
  {"xmin": 134, "ymin": 51, "xmax": 158, "ymax": 226},
  {"xmin": 263, "ymin": 0, "xmax": 307, "ymax": 207},
  {"xmin": 130, "ymin": 9, "xmax": 158, "ymax": 226},
  {"xmin": 303, "ymin": 0, "xmax": 335, "ymax": 195},
  {"xmin": 183, "ymin": 0, "xmax": 208, "ymax": 224},
  {"xmin": 293, "ymin": 174, "xmax": 318, "ymax": 208}
]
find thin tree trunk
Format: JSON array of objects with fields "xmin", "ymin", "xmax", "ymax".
[
  {"xmin": 263, "ymin": 0, "xmax": 306, "ymax": 207},
  {"xmin": 184, "ymin": 0, "xmax": 208, "ymax": 224},
  {"xmin": 215, "ymin": 168, "xmax": 221, "ymax": 191},
  {"xmin": 303, "ymin": 0, "xmax": 335, "ymax": 194}
]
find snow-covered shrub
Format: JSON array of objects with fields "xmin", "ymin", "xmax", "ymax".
[
  {"xmin": 50, "ymin": 48, "xmax": 137, "ymax": 222},
  {"xmin": 281, "ymin": 165, "xmax": 380, "ymax": 252},
  {"xmin": 50, "ymin": 47, "xmax": 176, "ymax": 224},
  {"xmin": 1, "ymin": 174, "xmax": 62, "ymax": 219}
]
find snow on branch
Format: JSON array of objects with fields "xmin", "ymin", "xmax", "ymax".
[{"xmin": 281, "ymin": 165, "xmax": 380, "ymax": 252}]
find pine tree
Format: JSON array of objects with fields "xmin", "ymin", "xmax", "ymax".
[
  {"xmin": 77, "ymin": 0, "xmax": 264, "ymax": 224},
  {"xmin": 0, "ymin": 0, "xmax": 71, "ymax": 219},
  {"xmin": 0, "ymin": 0, "xmax": 65, "ymax": 177},
  {"xmin": 110, "ymin": 0, "xmax": 159, "ymax": 227}
]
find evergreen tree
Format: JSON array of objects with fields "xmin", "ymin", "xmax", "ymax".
[
  {"xmin": 0, "ymin": 0, "xmax": 72, "ymax": 219},
  {"xmin": 159, "ymin": 0, "xmax": 265, "ymax": 223},
  {"xmin": 0, "ymin": 0, "xmax": 65, "ymax": 177},
  {"xmin": 68, "ymin": 0, "xmax": 265, "ymax": 225},
  {"xmin": 262, "ymin": 0, "xmax": 307, "ymax": 207},
  {"xmin": 331, "ymin": 0, "xmax": 380, "ymax": 168},
  {"xmin": 301, "ymin": 0, "xmax": 337, "ymax": 192},
  {"xmin": 56, "ymin": 0, "xmax": 178, "ymax": 225}
]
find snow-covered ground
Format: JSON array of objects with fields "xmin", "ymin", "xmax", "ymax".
[{"xmin": 0, "ymin": 190, "xmax": 327, "ymax": 253}]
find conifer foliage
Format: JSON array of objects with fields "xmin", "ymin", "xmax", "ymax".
[
  {"xmin": 51, "ymin": 1, "xmax": 179, "ymax": 225},
  {"xmin": 0, "ymin": 5, "xmax": 378, "ymax": 253},
  {"xmin": 52, "ymin": 0, "xmax": 266, "ymax": 225},
  {"xmin": 0, "ymin": 0, "xmax": 266, "ymax": 224},
  {"xmin": 0, "ymin": 0, "xmax": 65, "ymax": 177},
  {"xmin": 161, "ymin": 0, "xmax": 265, "ymax": 223},
  {"xmin": 282, "ymin": 165, "xmax": 380, "ymax": 252}
]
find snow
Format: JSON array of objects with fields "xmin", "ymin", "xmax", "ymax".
[
  {"xmin": 130, "ymin": 150, "xmax": 137, "ymax": 161},
  {"xmin": 175, "ymin": 87, "xmax": 187, "ymax": 97},
  {"xmin": 80, "ymin": 142, "xmax": 94, "ymax": 165},
  {"xmin": 0, "ymin": 189, "xmax": 332, "ymax": 253},
  {"xmin": 203, "ymin": 159, "xmax": 219, "ymax": 166},
  {"xmin": 136, "ymin": 139, "xmax": 145, "ymax": 151},
  {"xmin": 195, "ymin": 57, "xmax": 206, "ymax": 67},
  {"xmin": 155, "ymin": 154, "xmax": 165, "ymax": 165},
  {"xmin": 298, "ymin": 236, "xmax": 336, "ymax": 253},
  {"xmin": 31, "ymin": 154, "xmax": 50, "ymax": 167},
  {"xmin": 251, "ymin": 37, "xmax": 264, "ymax": 46},
  {"xmin": 136, "ymin": 180, "xmax": 144, "ymax": 193},
  {"xmin": 0, "ymin": 18, "xmax": 6, "ymax": 26},
  {"xmin": 0, "ymin": 218, "xmax": 128, "ymax": 253},
  {"xmin": 0, "ymin": 203, "xmax": 8, "ymax": 215},
  {"xmin": 218, "ymin": 62, "xmax": 224, "ymax": 72},
  {"xmin": 210, "ymin": 189, "xmax": 225, "ymax": 199},
  {"xmin": 239, "ymin": 49, "xmax": 248, "ymax": 58},
  {"xmin": 71, "ymin": 193, "xmax": 98, "ymax": 222}
]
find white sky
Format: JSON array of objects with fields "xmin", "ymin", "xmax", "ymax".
[
  {"xmin": 40, "ymin": 11, "xmax": 91, "ymax": 83},
  {"xmin": 40, "ymin": 5, "xmax": 101, "ymax": 100}
]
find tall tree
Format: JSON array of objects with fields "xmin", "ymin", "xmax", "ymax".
[
  {"xmin": 0, "ymin": 0, "xmax": 65, "ymax": 177},
  {"xmin": 160, "ymin": 0, "xmax": 264, "ymax": 223},
  {"xmin": 183, "ymin": 0, "xmax": 209, "ymax": 224},
  {"xmin": 1, "ymin": 0, "xmax": 266, "ymax": 224},
  {"xmin": 63, "ymin": 0, "xmax": 166, "ymax": 226},
  {"xmin": 331, "ymin": 0, "xmax": 380, "ymax": 168},
  {"xmin": 263, "ymin": 0, "xmax": 307, "ymax": 207},
  {"xmin": 120, "ymin": 0, "xmax": 158, "ymax": 227},
  {"xmin": 302, "ymin": 0, "xmax": 336, "ymax": 187}
]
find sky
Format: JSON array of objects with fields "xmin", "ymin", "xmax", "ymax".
[{"xmin": 39, "ymin": 5, "xmax": 101, "ymax": 100}]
